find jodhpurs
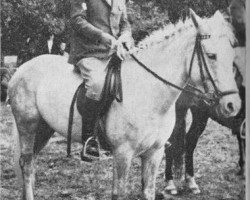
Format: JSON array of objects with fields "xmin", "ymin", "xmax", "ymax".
[{"xmin": 77, "ymin": 57, "xmax": 109, "ymax": 101}]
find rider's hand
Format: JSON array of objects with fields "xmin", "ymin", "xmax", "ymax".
[
  {"xmin": 118, "ymin": 32, "xmax": 134, "ymax": 51},
  {"xmin": 115, "ymin": 41, "xmax": 126, "ymax": 60},
  {"xmin": 102, "ymin": 33, "xmax": 126, "ymax": 60},
  {"xmin": 101, "ymin": 32, "xmax": 121, "ymax": 57},
  {"xmin": 101, "ymin": 32, "xmax": 117, "ymax": 49},
  {"xmin": 116, "ymin": 33, "xmax": 134, "ymax": 60},
  {"xmin": 101, "ymin": 32, "xmax": 134, "ymax": 60}
]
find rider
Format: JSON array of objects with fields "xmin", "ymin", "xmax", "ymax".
[{"xmin": 68, "ymin": 0, "xmax": 134, "ymax": 159}]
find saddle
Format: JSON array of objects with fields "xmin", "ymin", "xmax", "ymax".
[{"xmin": 67, "ymin": 55, "xmax": 123, "ymax": 157}]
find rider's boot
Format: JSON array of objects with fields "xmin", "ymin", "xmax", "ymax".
[{"xmin": 80, "ymin": 96, "xmax": 100, "ymax": 162}]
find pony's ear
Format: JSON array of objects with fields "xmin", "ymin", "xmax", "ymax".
[
  {"xmin": 189, "ymin": 8, "xmax": 202, "ymax": 28},
  {"xmin": 213, "ymin": 10, "xmax": 226, "ymax": 23}
]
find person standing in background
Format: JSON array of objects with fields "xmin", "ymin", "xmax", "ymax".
[
  {"xmin": 58, "ymin": 42, "xmax": 69, "ymax": 58},
  {"xmin": 39, "ymin": 33, "xmax": 59, "ymax": 55}
]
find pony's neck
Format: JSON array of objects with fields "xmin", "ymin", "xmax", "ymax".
[
  {"xmin": 136, "ymin": 26, "xmax": 197, "ymax": 92},
  {"xmin": 122, "ymin": 26, "xmax": 197, "ymax": 116}
]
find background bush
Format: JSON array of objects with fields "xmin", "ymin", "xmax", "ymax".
[{"xmin": 1, "ymin": 0, "xmax": 232, "ymax": 55}]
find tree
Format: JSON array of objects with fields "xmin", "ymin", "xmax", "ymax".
[
  {"xmin": 127, "ymin": 0, "xmax": 230, "ymax": 42},
  {"xmin": 1, "ymin": 0, "xmax": 232, "ymax": 55},
  {"xmin": 1, "ymin": 0, "xmax": 70, "ymax": 55}
]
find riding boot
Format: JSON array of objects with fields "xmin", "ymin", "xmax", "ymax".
[{"xmin": 80, "ymin": 96, "xmax": 100, "ymax": 161}]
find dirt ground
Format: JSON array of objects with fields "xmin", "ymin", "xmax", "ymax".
[{"xmin": 0, "ymin": 102, "xmax": 245, "ymax": 200}]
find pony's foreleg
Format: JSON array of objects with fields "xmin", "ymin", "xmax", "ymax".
[
  {"xmin": 164, "ymin": 147, "xmax": 178, "ymax": 196},
  {"xmin": 112, "ymin": 144, "xmax": 133, "ymax": 200},
  {"xmin": 171, "ymin": 105, "xmax": 188, "ymax": 178},
  {"xmin": 16, "ymin": 121, "xmax": 38, "ymax": 200},
  {"xmin": 185, "ymin": 107, "xmax": 208, "ymax": 194},
  {"xmin": 164, "ymin": 104, "xmax": 188, "ymax": 195},
  {"xmin": 141, "ymin": 147, "xmax": 164, "ymax": 200},
  {"xmin": 165, "ymin": 146, "xmax": 179, "ymax": 196},
  {"xmin": 20, "ymin": 153, "xmax": 35, "ymax": 200}
]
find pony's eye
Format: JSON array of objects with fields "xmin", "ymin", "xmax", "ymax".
[{"xmin": 206, "ymin": 53, "xmax": 217, "ymax": 60}]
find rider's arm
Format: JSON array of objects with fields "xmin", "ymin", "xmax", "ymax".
[{"xmin": 118, "ymin": 3, "xmax": 134, "ymax": 50}]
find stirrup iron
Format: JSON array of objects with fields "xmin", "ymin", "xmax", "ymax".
[{"xmin": 81, "ymin": 136, "xmax": 100, "ymax": 162}]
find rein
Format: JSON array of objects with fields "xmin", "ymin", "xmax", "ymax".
[{"xmin": 125, "ymin": 34, "xmax": 238, "ymax": 106}]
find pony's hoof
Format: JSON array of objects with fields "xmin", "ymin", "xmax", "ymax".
[
  {"xmin": 165, "ymin": 180, "xmax": 178, "ymax": 195},
  {"xmin": 161, "ymin": 191, "xmax": 177, "ymax": 200},
  {"xmin": 185, "ymin": 176, "xmax": 201, "ymax": 194},
  {"xmin": 190, "ymin": 187, "xmax": 201, "ymax": 194},
  {"xmin": 164, "ymin": 188, "xmax": 178, "ymax": 195}
]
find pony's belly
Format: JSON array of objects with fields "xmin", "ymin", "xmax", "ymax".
[{"xmin": 36, "ymin": 71, "xmax": 83, "ymax": 141}]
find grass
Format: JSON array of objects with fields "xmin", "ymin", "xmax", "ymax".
[{"xmin": 0, "ymin": 103, "xmax": 245, "ymax": 200}]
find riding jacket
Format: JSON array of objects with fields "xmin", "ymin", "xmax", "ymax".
[{"xmin": 68, "ymin": 0, "xmax": 131, "ymax": 65}]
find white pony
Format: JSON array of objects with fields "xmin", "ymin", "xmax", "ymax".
[{"xmin": 9, "ymin": 10, "xmax": 240, "ymax": 200}]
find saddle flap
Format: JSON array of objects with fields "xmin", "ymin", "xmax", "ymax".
[
  {"xmin": 76, "ymin": 55, "xmax": 123, "ymax": 117},
  {"xmin": 76, "ymin": 85, "xmax": 87, "ymax": 116}
]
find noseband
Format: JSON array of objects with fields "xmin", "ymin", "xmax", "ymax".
[{"xmin": 125, "ymin": 33, "xmax": 238, "ymax": 106}]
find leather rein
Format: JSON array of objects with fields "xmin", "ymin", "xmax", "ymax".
[{"xmin": 125, "ymin": 34, "xmax": 238, "ymax": 106}]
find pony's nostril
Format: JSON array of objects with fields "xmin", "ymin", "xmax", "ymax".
[{"xmin": 227, "ymin": 102, "xmax": 234, "ymax": 113}]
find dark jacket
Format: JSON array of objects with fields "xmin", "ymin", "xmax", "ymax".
[
  {"xmin": 39, "ymin": 39, "xmax": 59, "ymax": 55},
  {"xmin": 68, "ymin": 0, "xmax": 131, "ymax": 65}
]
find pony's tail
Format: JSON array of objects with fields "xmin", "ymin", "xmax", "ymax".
[{"xmin": 13, "ymin": 119, "xmax": 23, "ymax": 186}]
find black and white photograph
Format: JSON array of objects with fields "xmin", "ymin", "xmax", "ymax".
[{"xmin": 0, "ymin": 0, "xmax": 248, "ymax": 199}]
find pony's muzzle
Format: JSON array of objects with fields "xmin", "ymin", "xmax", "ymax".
[{"xmin": 217, "ymin": 94, "xmax": 241, "ymax": 118}]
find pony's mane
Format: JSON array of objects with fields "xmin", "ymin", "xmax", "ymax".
[
  {"xmin": 138, "ymin": 19, "xmax": 194, "ymax": 49},
  {"xmin": 137, "ymin": 12, "xmax": 236, "ymax": 49}
]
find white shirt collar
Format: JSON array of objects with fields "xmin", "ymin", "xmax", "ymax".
[{"xmin": 47, "ymin": 40, "xmax": 53, "ymax": 54}]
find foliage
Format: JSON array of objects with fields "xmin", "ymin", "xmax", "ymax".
[
  {"xmin": 1, "ymin": 0, "xmax": 70, "ymax": 55},
  {"xmin": 1, "ymin": 0, "xmax": 231, "ymax": 55},
  {"xmin": 128, "ymin": 1, "xmax": 169, "ymax": 42},
  {"xmin": 129, "ymin": 0, "xmax": 231, "ymax": 41},
  {"xmin": 156, "ymin": 0, "xmax": 230, "ymax": 22}
]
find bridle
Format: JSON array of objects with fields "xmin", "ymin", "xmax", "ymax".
[
  {"xmin": 125, "ymin": 33, "xmax": 238, "ymax": 106},
  {"xmin": 187, "ymin": 34, "xmax": 238, "ymax": 105}
]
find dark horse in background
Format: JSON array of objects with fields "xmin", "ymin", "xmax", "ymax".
[
  {"xmin": 164, "ymin": 0, "xmax": 246, "ymax": 194},
  {"xmin": 164, "ymin": 63, "xmax": 245, "ymax": 194}
]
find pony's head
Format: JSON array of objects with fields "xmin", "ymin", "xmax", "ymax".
[{"xmin": 189, "ymin": 9, "xmax": 241, "ymax": 118}]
